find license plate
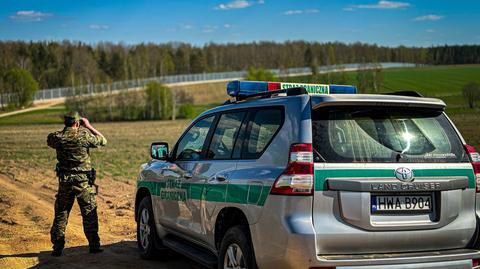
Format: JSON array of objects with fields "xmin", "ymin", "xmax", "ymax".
[{"xmin": 371, "ymin": 194, "xmax": 432, "ymax": 213}]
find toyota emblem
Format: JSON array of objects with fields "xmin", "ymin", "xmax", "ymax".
[{"xmin": 395, "ymin": 167, "xmax": 414, "ymax": 182}]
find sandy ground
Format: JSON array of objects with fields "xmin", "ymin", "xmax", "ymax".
[{"xmin": 0, "ymin": 168, "xmax": 201, "ymax": 269}]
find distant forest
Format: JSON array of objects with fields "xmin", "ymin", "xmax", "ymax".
[{"xmin": 1, "ymin": 40, "xmax": 480, "ymax": 90}]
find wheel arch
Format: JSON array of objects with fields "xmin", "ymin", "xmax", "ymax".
[
  {"xmin": 135, "ymin": 187, "xmax": 152, "ymax": 222},
  {"xmin": 214, "ymin": 206, "xmax": 251, "ymax": 250}
]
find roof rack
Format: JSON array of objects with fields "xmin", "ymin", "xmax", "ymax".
[
  {"xmin": 384, "ymin": 91, "xmax": 423, "ymax": 97},
  {"xmin": 224, "ymin": 87, "xmax": 308, "ymax": 104}
]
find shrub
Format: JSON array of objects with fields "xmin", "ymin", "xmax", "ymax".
[
  {"xmin": 177, "ymin": 103, "xmax": 196, "ymax": 119},
  {"xmin": 245, "ymin": 67, "xmax": 278, "ymax": 81},
  {"xmin": 145, "ymin": 81, "xmax": 172, "ymax": 120},
  {"xmin": 462, "ymin": 82, "xmax": 480, "ymax": 109},
  {"xmin": 3, "ymin": 68, "xmax": 39, "ymax": 108}
]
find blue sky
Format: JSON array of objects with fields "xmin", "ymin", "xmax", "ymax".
[{"xmin": 0, "ymin": 0, "xmax": 479, "ymax": 46}]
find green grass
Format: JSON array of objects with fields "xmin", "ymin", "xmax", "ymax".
[
  {"xmin": 192, "ymin": 103, "xmax": 219, "ymax": 117},
  {"xmin": 283, "ymin": 64, "xmax": 480, "ymax": 114},
  {"xmin": 0, "ymin": 106, "xmax": 66, "ymax": 125},
  {"xmin": 0, "ymin": 120, "xmax": 189, "ymax": 183},
  {"xmin": 0, "ymin": 104, "xmax": 220, "ymax": 126}
]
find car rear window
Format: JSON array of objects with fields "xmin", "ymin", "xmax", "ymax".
[
  {"xmin": 243, "ymin": 108, "xmax": 283, "ymax": 159},
  {"xmin": 312, "ymin": 106, "xmax": 468, "ymax": 163}
]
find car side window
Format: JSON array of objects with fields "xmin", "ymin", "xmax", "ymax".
[
  {"xmin": 176, "ymin": 116, "xmax": 214, "ymax": 161},
  {"xmin": 243, "ymin": 108, "xmax": 283, "ymax": 159},
  {"xmin": 207, "ymin": 111, "xmax": 246, "ymax": 160}
]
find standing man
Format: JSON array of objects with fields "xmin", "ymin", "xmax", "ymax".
[{"xmin": 47, "ymin": 111, "xmax": 107, "ymax": 256}]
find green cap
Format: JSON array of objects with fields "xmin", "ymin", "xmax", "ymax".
[{"xmin": 64, "ymin": 111, "xmax": 81, "ymax": 122}]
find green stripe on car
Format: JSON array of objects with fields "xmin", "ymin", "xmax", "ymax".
[{"xmin": 137, "ymin": 180, "xmax": 272, "ymax": 206}]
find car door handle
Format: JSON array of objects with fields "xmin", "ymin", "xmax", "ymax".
[
  {"xmin": 215, "ymin": 175, "xmax": 227, "ymax": 182},
  {"xmin": 184, "ymin": 172, "xmax": 193, "ymax": 179}
]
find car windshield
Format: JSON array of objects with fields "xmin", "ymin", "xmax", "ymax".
[{"xmin": 312, "ymin": 106, "xmax": 468, "ymax": 163}]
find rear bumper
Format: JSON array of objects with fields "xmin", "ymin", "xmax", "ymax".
[
  {"xmin": 334, "ymin": 260, "xmax": 472, "ymax": 269},
  {"xmin": 252, "ymin": 196, "xmax": 480, "ymax": 268},
  {"xmin": 316, "ymin": 249, "xmax": 480, "ymax": 268}
]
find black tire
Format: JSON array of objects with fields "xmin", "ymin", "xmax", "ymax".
[
  {"xmin": 469, "ymin": 215, "xmax": 480, "ymax": 249},
  {"xmin": 137, "ymin": 196, "xmax": 159, "ymax": 259},
  {"xmin": 218, "ymin": 225, "xmax": 257, "ymax": 269}
]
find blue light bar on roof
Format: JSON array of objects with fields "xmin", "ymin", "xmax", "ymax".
[
  {"xmin": 329, "ymin": 84, "xmax": 358, "ymax": 94},
  {"xmin": 226, "ymin": 80, "xmax": 357, "ymax": 98},
  {"xmin": 227, "ymin": 81, "xmax": 268, "ymax": 97}
]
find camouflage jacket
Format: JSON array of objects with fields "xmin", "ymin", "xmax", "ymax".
[{"xmin": 47, "ymin": 127, "xmax": 107, "ymax": 172}]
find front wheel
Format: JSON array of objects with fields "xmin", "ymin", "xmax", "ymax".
[
  {"xmin": 137, "ymin": 196, "xmax": 159, "ymax": 259},
  {"xmin": 218, "ymin": 226, "xmax": 257, "ymax": 269}
]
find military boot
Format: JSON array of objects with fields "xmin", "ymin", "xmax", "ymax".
[
  {"xmin": 89, "ymin": 243, "xmax": 103, "ymax": 254},
  {"xmin": 89, "ymin": 247, "xmax": 103, "ymax": 254},
  {"xmin": 51, "ymin": 245, "xmax": 64, "ymax": 257}
]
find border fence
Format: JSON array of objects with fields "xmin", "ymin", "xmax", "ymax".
[{"xmin": 26, "ymin": 62, "xmax": 416, "ymax": 102}]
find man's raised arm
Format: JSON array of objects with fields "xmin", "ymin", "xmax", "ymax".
[{"xmin": 81, "ymin": 118, "xmax": 107, "ymax": 146}]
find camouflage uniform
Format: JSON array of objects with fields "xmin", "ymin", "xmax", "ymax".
[{"xmin": 47, "ymin": 113, "xmax": 107, "ymax": 252}]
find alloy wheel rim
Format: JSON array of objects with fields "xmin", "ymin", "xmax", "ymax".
[
  {"xmin": 223, "ymin": 243, "xmax": 246, "ymax": 269},
  {"xmin": 139, "ymin": 208, "xmax": 151, "ymax": 249}
]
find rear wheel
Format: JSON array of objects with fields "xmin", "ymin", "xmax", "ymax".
[
  {"xmin": 137, "ymin": 196, "xmax": 159, "ymax": 259},
  {"xmin": 218, "ymin": 226, "xmax": 257, "ymax": 269}
]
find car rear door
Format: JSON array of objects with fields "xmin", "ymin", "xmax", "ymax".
[{"xmin": 311, "ymin": 105, "xmax": 476, "ymax": 254}]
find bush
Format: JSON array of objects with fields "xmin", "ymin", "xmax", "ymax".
[
  {"xmin": 65, "ymin": 82, "xmax": 187, "ymax": 122},
  {"xmin": 462, "ymin": 82, "xmax": 480, "ymax": 109},
  {"xmin": 145, "ymin": 81, "xmax": 172, "ymax": 120},
  {"xmin": 177, "ymin": 103, "xmax": 196, "ymax": 119},
  {"xmin": 65, "ymin": 90, "xmax": 147, "ymax": 121},
  {"xmin": 3, "ymin": 68, "xmax": 39, "ymax": 108},
  {"xmin": 245, "ymin": 67, "xmax": 278, "ymax": 81}
]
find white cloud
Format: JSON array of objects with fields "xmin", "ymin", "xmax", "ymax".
[
  {"xmin": 214, "ymin": 0, "xmax": 264, "ymax": 10},
  {"xmin": 10, "ymin": 10, "xmax": 52, "ymax": 22},
  {"xmin": 347, "ymin": 1, "xmax": 410, "ymax": 10},
  {"xmin": 181, "ymin": 24, "xmax": 194, "ymax": 30},
  {"xmin": 284, "ymin": 10, "xmax": 302, "ymax": 15},
  {"xmin": 413, "ymin": 14, "xmax": 444, "ymax": 21},
  {"xmin": 203, "ymin": 25, "xmax": 219, "ymax": 33},
  {"xmin": 425, "ymin": 29, "xmax": 436, "ymax": 33},
  {"xmin": 89, "ymin": 24, "xmax": 109, "ymax": 30},
  {"xmin": 215, "ymin": 0, "xmax": 252, "ymax": 10},
  {"xmin": 284, "ymin": 9, "xmax": 319, "ymax": 15},
  {"xmin": 223, "ymin": 24, "xmax": 231, "ymax": 28},
  {"xmin": 343, "ymin": 7, "xmax": 355, "ymax": 11}
]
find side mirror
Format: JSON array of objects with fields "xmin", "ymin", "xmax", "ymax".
[{"xmin": 150, "ymin": 142, "xmax": 169, "ymax": 160}]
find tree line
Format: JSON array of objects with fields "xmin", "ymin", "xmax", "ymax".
[{"xmin": 1, "ymin": 40, "xmax": 480, "ymax": 91}]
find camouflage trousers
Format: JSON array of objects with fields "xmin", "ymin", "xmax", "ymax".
[{"xmin": 50, "ymin": 174, "xmax": 100, "ymax": 250}]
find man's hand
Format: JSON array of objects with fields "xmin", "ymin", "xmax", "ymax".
[
  {"xmin": 81, "ymin": 117, "xmax": 91, "ymax": 127},
  {"xmin": 81, "ymin": 117, "xmax": 104, "ymax": 138}
]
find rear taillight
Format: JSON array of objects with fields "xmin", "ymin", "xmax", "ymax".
[
  {"xmin": 473, "ymin": 258, "xmax": 480, "ymax": 268},
  {"xmin": 464, "ymin": 144, "xmax": 480, "ymax": 192},
  {"xmin": 270, "ymin": 143, "xmax": 314, "ymax": 196}
]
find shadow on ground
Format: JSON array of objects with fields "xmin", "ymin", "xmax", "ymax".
[{"xmin": 0, "ymin": 241, "xmax": 203, "ymax": 269}]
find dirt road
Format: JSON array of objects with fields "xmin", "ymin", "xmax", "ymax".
[{"xmin": 0, "ymin": 171, "xmax": 199, "ymax": 269}]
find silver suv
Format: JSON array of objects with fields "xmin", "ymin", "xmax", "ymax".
[{"xmin": 135, "ymin": 81, "xmax": 480, "ymax": 269}]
